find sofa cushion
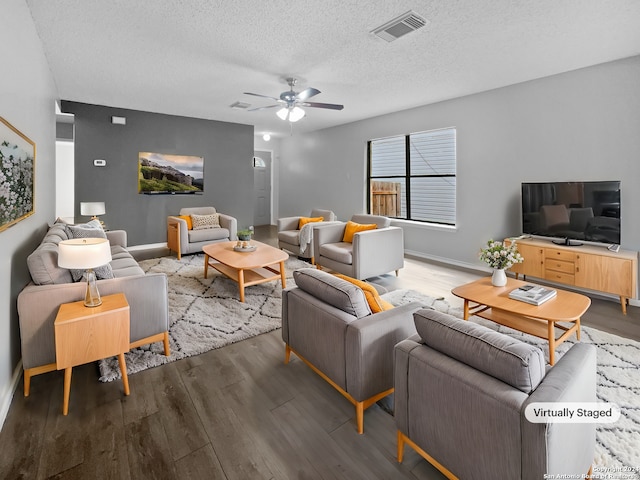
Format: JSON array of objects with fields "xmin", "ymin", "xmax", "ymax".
[
  {"xmin": 293, "ymin": 268, "xmax": 371, "ymax": 318},
  {"xmin": 188, "ymin": 227, "xmax": 230, "ymax": 243},
  {"xmin": 414, "ymin": 309, "xmax": 546, "ymax": 393},
  {"xmin": 334, "ymin": 274, "xmax": 394, "ymax": 313},
  {"xmin": 27, "ymin": 243, "xmax": 73, "ymax": 285},
  {"xmin": 191, "ymin": 213, "xmax": 220, "ymax": 230},
  {"xmin": 27, "ymin": 222, "xmax": 74, "ymax": 285},
  {"xmin": 319, "ymin": 242, "xmax": 353, "ymax": 264},
  {"xmin": 343, "ymin": 221, "xmax": 377, "ymax": 243},
  {"xmin": 298, "ymin": 216, "xmax": 324, "ymax": 229},
  {"xmin": 110, "ymin": 245, "xmax": 145, "ymax": 277}
]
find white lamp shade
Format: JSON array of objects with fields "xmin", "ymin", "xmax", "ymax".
[
  {"xmin": 276, "ymin": 107, "xmax": 289, "ymax": 121},
  {"xmin": 58, "ymin": 238, "xmax": 112, "ymax": 269},
  {"xmin": 80, "ymin": 202, "xmax": 106, "ymax": 216},
  {"xmin": 289, "ymin": 106, "xmax": 305, "ymax": 122}
]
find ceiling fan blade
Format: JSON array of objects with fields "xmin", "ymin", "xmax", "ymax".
[
  {"xmin": 296, "ymin": 87, "xmax": 321, "ymax": 101},
  {"xmin": 247, "ymin": 104, "xmax": 281, "ymax": 112},
  {"xmin": 302, "ymin": 101, "xmax": 344, "ymax": 111},
  {"xmin": 244, "ymin": 92, "xmax": 280, "ymax": 102}
]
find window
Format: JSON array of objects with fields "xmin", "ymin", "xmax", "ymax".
[{"xmin": 367, "ymin": 127, "xmax": 456, "ymax": 225}]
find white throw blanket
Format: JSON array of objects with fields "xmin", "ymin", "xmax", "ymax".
[{"xmin": 298, "ymin": 221, "xmax": 341, "ymax": 254}]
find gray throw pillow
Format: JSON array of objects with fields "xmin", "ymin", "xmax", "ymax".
[{"xmin": 65, "ymin": 219, "xmax": 107, "ymax": 239}]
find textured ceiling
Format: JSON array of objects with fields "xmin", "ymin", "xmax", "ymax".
[{"xmin": 28, "ymin": 0, "xmax": 640, "ymax": 138}]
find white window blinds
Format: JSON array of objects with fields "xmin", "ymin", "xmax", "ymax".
[{"xmin": 369, "ymin": 127, "xmax": 456, "ymax": 225}]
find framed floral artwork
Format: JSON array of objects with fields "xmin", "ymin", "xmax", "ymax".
[{"xmin": 0, "ymin": 116, "xmax": 35, "ymax": 232}]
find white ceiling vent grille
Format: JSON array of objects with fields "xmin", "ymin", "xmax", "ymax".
[
  {"xmin": 230, "ymin": 101, "xmax": 251, "ymax": 109},
  {"xmin": 371, "ymin": 11, "xmax": 427, "ymax": 42}
]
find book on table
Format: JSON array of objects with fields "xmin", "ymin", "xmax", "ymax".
[{"xmin": 508, "ymin": 284, "xmax": 557, "ymax": 305}]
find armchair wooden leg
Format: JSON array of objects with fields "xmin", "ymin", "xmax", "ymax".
[
  {"xmin": 24, "ymin": 370, "xmax": 31, "ymax": 397},
  {"xmin": 311, "ymin": 257, "xmax": 315, "ymax": 265},
  {"xmin": 23, "ymin": 363, "xmax": 57, "ymax": 397},
  {"xmin": 395, "ymin": 269, "xmax": 399, "ymax": 277},
  {"xmin": 397, "ymin": 430, "xmax": 405, "ymax": 463},
  {"xmin": 284, "ymin": 344, "xmax": 291, "ymax": 364},
  {"xmin": 356, "ymin": 402, "xmax": 364, "ymax": 434},
  {"xmin": 163, "ymin": 331, "xmax": 170, "ymax": 356}
]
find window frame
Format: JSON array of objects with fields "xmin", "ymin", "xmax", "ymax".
[{"xmin": 367, "ymin": 127, "xmax": 457, "ymax": 226}]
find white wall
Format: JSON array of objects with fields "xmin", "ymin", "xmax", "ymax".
[
  {"xmin": 279, "ymin": 56, "xmax": 640, "ymax": 271},
  {"xmin": 55, "ymin": 141, "xmax": 75, "ymax": 220},
  {"xmin": 0, "ymin": 0, "xmax": 58, "ymax": 428}
]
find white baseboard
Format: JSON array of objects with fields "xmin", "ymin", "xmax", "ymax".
[
  {"xmin": 127, "ymin": 242, "xmax": 169, "ymax": 251},
  {"xmin": 404, "ymin": 249, "xmax": 488, "ymax": 274},
  {"xmin": 0, "ymin": 360, "xmax": 23, "ymax": 431}
]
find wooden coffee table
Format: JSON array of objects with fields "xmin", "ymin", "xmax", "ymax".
[
  {"xmin": 452, "ymin": 277, "xmax": 591, "ymax": 365},
  {"xmin": 203, "ymin": 241, "xmax": 289, "ymax": 302}
]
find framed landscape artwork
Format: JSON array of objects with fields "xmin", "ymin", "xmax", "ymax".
[
  {"xmin": 138, "ymin": 152, "xmax": 204, "ymax": 194},
  {"xmin": 0, "ymin": 116, "xmax": 35, "ymax": 232}
]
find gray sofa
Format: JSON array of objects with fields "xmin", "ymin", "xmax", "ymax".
[
  {"xmin": 313, "ymin": 214, "xmax": 404, "ymax": 280},
  {"xmin": 167, "ymin": 206, "xmax": 237, "ymax": 259},
  {"xmin": 18, "ymin": 221, "xmax": 170, "ymax": 396},
  {"xmin": 395, "ymin": 308, "xmax": 596, "ymax": 479},
  {"xmin": 282, "ymin": 268, "xmax": 422, "ymax": 434}
]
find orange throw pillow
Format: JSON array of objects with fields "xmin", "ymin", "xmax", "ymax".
[
  {"xmin": 334, "ymin": 274, "xmax": 394, "ymax": 313},
  {"xmin": 178, "ymin": 215, "xmax": 193, "ymax": 230},
  {"xmin": 298, "ymin": 216, "xmax": 324, "ymax": 229},
  {"xmin": 342, "ymin": 220, "xmax": 377, "ymax": 243}
]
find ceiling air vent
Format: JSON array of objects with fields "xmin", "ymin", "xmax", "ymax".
[
  {"xmin": 371, "ymin": 10, "xmax": 427, "ymax": 42},
  {"xmin": 230, "ymin": 101, "xmax": 251, "ymax": 109}
]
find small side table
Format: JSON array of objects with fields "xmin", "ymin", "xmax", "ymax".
[{"xmin": 54, "ymin": 292, "xmax": 131, "ymax": 415}]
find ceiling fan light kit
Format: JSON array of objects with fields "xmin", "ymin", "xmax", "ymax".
[
  {"xmin": 245, "ymin": 77, "xmax": 343, "ymax": 123},
  {"xmin": 277, "ymin": 106, "xmax": 305, "ymax": 122}
]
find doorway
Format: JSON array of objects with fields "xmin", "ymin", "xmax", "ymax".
[{"xmin": 253, "ymin": 150, "xmax": 272, "ymax": 226}]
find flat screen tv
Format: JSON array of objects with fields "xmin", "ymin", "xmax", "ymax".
[
  {"xmin": 521, "ymin": 181, "xmax": 620, "ymax": 246},
  {"xmin": 138, "ymin": 152, "xmax": 204, "ymax": 194}
]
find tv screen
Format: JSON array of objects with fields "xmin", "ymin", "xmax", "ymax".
[
  {"xmin": 521, "ymin": 181, "xmax": 620, "ymax": 245},
  {"xmin": 138, "ymin": 152, "xmax": 204, "ymax": 194}
]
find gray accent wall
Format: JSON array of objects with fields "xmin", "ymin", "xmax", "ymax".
[
  {"xmin": 1, "ymin": 0, "xmax": 58, "ymax": 426},
  {"xmin": 279, "ymin": 56, "xmax": 640, "ymax": 275},
  {"xmin": 62, "ymin": 102, "xmax": 255, "ymax": 246}
]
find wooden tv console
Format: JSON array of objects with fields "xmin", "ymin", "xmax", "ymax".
[{"xmin": 507, "ymin": 238, "xmax": 637, "ymax": 314}]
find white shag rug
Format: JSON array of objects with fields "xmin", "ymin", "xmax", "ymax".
[
  {"xmin": 99, "ymin": 254, "xmax": 311, "ymax": 382},
  {"xmin": 99, "ymin": 256, "xmax": 640, "ymax": 473}
]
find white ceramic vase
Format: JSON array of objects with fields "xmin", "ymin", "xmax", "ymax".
[{"xmin": 491, "ymin": 268, "xmax": 507, "ymax": 287}]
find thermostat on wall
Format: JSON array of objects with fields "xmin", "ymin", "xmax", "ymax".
[{"xmin": 93, "ymin": 159, "xmax": 107, "ymax": 167}]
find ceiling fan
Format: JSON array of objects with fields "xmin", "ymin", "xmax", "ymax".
[{"xmin": 244, "ymin": 77, "xmax": 344, "ymax": 122}]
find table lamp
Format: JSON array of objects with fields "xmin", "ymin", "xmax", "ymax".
[
  {"xmin": 58, "ymin": 238, "xmax": 112, "ymax": 307},
  {"xmin": 80, "ymin": 202, "xmax": 106, "ymax": 225}
]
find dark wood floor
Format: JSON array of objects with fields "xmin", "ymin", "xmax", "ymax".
[{"xmin": 2, "ymin": 225, "xmax": 639, "ymax": 479}]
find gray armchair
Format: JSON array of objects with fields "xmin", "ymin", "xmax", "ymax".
[
  {"xmin": 282, "ymin": 268, "xmax": 422, "ymax": 434},
  {"xmin": 167, "ymin": 206, "xmax": 237, "ymax": 259},
  {"xmin": 395, "ymin": 308, "xmax": 596, "ymax": 480},
  {"xmin": 314, "ymin": 214, "xmax": 404, "ymax": 279},
  {"xmin": 277, "ymin": 208, "xmax": 337, "ymax": 263}
]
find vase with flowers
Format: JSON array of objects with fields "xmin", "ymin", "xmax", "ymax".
[{"xmin": 479, "ymin": 239, "xmax": 524, "ymax": 286}]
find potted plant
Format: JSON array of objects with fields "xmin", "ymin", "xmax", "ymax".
[{"xmin": 237, "ymin": 229, "xmax": 252, "ymax": 241}]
